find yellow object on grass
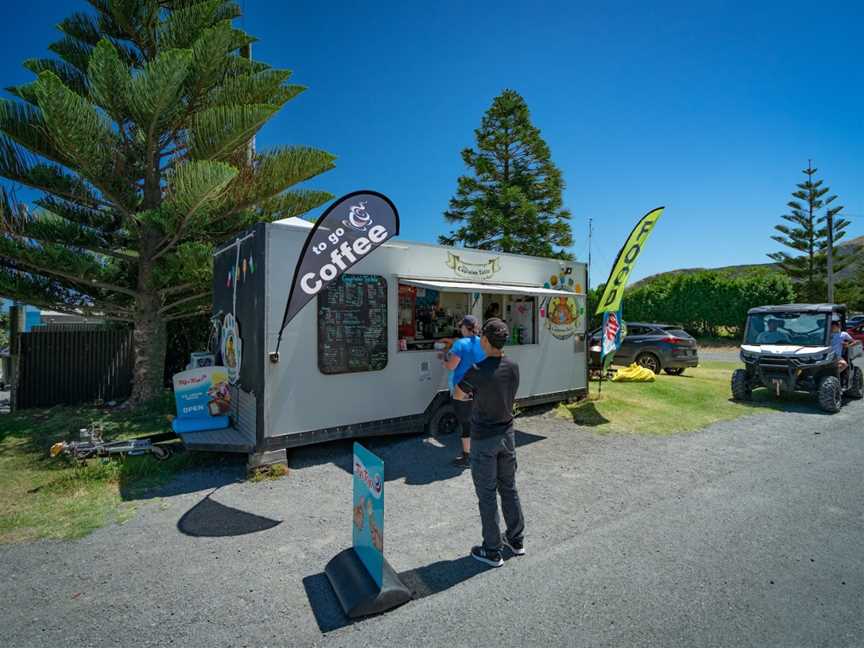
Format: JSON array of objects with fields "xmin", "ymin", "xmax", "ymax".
[{"xmin": 612, "ymin": 363, "xmax": 656, "ymax": 382}]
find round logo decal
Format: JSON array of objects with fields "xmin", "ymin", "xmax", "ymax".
[{"xmin": 220, "ymin": 313, "xmax": 242, "ymax": 384}]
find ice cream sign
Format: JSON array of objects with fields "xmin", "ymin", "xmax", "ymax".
[
  {"xmin": 352, "ymin": 443, "xmax": 385, "ymax": 588},
  {"xmin": 354, "ymin": 456, "xmax": 383, "ymax": 499},
  {"xmin": 172, "ymin": 367, "xmax": 232, "ymax": 418}
]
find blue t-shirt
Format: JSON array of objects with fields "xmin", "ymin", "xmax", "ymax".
[
  {"xmin": 832, "ymin": 331, "xmax": 853, "ymax": 357},
  {"xmin": 448, "ymin": 336, "xmax": 486, "ymax": 392}
]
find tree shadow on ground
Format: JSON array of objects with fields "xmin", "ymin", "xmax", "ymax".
[
  {"xmin": 560, "ymin": 401, "xmax": 611, "ymax": 427},
  {"xmin": 176, "ymin": 490, "xmax": 281, "ymax": 537},
  {"xmin": 303, "ymin": 552, "xmax": 515, "ymax": 633},
  {"xmin": 289, "ymin": 428, "xmax": 546, "ymax": 487}
]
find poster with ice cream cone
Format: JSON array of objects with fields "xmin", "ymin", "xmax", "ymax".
[
  {"xmin": 352, "ymin": 443, "xmax": 384, "ymax": 588},
  {"xmin": 172, "ymin": 367, "xmax": 231, "ymax": 420}
]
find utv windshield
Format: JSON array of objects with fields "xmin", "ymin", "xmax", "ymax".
[{"xmin": 744, "ymin": 312, "xmax": 830, "ymax": 347}]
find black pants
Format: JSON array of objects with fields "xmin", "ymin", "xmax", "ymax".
[
  {"xmin": 453, "ymin": 398, "xmax": 473, "ymax": 439},
  {"xmin": 470, "ymin": 429, "xmax": 525, "ymax": 551}
]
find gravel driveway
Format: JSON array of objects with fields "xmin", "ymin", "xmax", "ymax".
[{"xmin": 2, "ymin": 383, "xmax": 863, "ymax": 648}]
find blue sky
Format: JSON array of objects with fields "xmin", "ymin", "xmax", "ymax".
[{"xmin": 1, "ymin": 0, "xmax": 861, "ymax": 286}]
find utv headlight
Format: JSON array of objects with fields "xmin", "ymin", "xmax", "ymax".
[{"xmin": 795, "ymin": 352, "xmax": 829, "ymax": 365}]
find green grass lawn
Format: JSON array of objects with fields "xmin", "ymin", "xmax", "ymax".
[
  {"xmin": 0, "ymin": 397, "xmax": 224, "ymax": 544},
  {"xmin": 558, "ymin": 361, "xmax": 773, "ymax": 435}
]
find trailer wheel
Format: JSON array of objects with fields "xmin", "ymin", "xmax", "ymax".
[
  {"xmin": 428, "ymin": 403, "xmax": 458, "ymax": 438},
  {"xmin": 818, "ymin": 376, "xmax": 842, "ymax": 413}
]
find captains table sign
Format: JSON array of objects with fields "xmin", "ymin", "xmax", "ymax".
[{"xmin": 271, "ymin": 191, "xmax": 400, "ymax": 362}]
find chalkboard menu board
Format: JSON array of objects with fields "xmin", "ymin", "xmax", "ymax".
[{"xmin": 318, "ymin": 275, "xmax": 388, "ymax": 374}]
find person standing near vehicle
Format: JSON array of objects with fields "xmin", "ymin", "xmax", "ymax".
[
  {"xmin": 831, "ymin": 320, "xmax": 854, "ymax": 374},
  {"xmin": 455, "ymin": 318, "xmax": 525, "ymax": 567},
  {"xmin": 442, "ymin": 315, "xmax": 485, "ymax": 467}
]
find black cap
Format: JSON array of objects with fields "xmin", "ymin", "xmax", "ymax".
[
  {"xmin": 460, "ymin": 315, "xmax": 479, "ymax": 333},
  {"xmin": 482, "ymin": 318, "xmax": 509, "ymax": 349}
]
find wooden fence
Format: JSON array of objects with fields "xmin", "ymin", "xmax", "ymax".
[{"xmin": 14, "ymin": 327, "xmax": 134, "ymax": 409}]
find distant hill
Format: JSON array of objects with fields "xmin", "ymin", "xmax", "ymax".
[{"xmin": 632, "ymin": 235, "xmax": 864, "ymax": 288}]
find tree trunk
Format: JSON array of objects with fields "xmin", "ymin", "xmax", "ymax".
[
  {"xmin": 130, "ymin": 152, "xmax": 167, "ymax": 406},
  {"xmin": 130, "ymin": 287, "xmax": 167, "ymax": 405}
]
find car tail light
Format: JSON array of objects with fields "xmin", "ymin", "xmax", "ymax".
[{"xmin": 663, "ymin": 336, "xmax": 683, "ymax": 344}]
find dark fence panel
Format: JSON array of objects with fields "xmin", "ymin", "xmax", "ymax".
[{"xmin": 15, "ymin": 328, "xmax": 134, "ymax": 409}]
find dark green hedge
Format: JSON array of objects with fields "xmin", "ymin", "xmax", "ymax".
[
  {"xmin": 589, "ymin": 270, "xmax": 796, "ymax": 338},
  {"xmin": 623, "ymin": 270, "xmax": 796, "ymax": 337}
]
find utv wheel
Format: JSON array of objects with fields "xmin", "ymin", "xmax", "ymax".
[
  {"xmin": 818, "ymin": 376, "xmax": 842, "ymax": 413},
  {"xmin": 848, "ymin": 366, "xmax": 864, "ymax": 400},
  {"xmin": 636, "ymin": 353, "xmax": 661, "ymax": 374},
  {"xmin": 428, "ymin": 403, "xmax": 458, "ymax": 437},
  {"xmin": 664, "ymin": 368, "xmax": 685, "ymax": 376},
  {"xmin": 150, "ymin": 445, "xmax": 172, "ymax": 461},
  {"xmin": 731, "ymin": 369, "xmax": 751, "ymax": 401}
]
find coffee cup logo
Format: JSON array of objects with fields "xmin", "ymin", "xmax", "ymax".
[{"xmin": 344, "ymin": 201, "xmax": 372, "ymax": 231}]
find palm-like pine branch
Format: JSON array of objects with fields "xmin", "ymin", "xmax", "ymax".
[{"xmin": 0, "ymin": 0, "xmax": 333, "ymax": 327}]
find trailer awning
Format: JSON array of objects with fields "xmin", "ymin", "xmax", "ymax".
[{"xmin": 398, "ymin": 278, "xmax": 579, "ymax": 297}]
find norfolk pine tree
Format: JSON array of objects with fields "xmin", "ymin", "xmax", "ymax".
[
  {"xmin": 0, "ymin": 308, "xmax": 7, "ymax": 350},
  {"xmin": 0, "ymin": 1, "xmax": 334, "ymax": 404},
  {"xmin": 769, "ymin": 162, "xmax": 849, "ymax": 302},
  {"xmin": 439, "ymin": 89, "xmax": 573, "ymax": 259}
]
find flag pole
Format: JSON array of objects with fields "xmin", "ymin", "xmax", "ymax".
[{"xmin": 588, "ymin": 217, "xmax": 594, "ymax": 395}]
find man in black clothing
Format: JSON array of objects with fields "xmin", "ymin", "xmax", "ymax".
[{"xmin": 455, "ymin": 318, "xmax": 526, "ymax": 567}]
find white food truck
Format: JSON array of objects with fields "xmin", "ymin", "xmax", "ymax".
[{"xmin": 178, "ymin": 218, "xmax": 588, "ymax": 465}]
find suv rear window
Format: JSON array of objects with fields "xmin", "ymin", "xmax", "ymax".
[{"xmin": 662, "ymin": 328, "xmax": 692, "ymax": 338}]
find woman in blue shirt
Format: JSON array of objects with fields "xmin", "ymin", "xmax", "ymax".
[{"xmin": 442, "ymin": 315, "xmax": 485, "ymax": 467}]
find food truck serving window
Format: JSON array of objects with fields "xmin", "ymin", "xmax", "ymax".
[
  {"xmin": 483, "ymin": 294, "xmax": 538, "ymax": 345},
  {"xmin": 398, "ymin": 283, "xmax": 471, "ymax": 351},
  {"xmin": 318, "ymin": 274, "xmax": 388, "ymax": 374}
]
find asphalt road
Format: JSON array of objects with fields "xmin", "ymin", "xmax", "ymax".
[
  {"xmin": 699, "ymin": 349, "xmax": 740, "ymax": 363},
  {"xmin": 2, "ymin": 383, "xmax": 862, "ymax": 648}
]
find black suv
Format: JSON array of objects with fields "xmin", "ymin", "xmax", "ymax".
[{"xmin": 589, "ymin": 322, "xmax": 699, "ymax": 375}]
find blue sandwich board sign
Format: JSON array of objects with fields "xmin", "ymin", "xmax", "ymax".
[{"xmin": 352, "ymin": 443, "xmax": 384, "ymax": 588}]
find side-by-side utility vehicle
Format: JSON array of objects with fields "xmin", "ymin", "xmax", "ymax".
[{"xmin": 731, "ymin": 304, "xmax": 863, "ymax": 413}]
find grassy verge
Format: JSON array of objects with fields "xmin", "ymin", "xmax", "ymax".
[
  {"xmin": 559, "ymin": 361, "xmax": 767, "ymax": 435},
  {"xmin": 0, "ymin": 397, "xmax": 224, "ymax": 544}
]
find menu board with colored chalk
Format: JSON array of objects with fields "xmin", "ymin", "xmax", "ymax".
[{"xmin": 318, "ymin": 275, "xmax": 388, "ymax": 374}]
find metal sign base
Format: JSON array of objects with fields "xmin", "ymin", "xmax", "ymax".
[{"xmin": 324, "ymin": 547, "xmax": 412, "ymax": 618}]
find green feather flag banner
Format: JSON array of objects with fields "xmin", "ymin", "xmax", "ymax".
[{"xmin": 595, "ymin": 207, "xmax": 665, "ymax": 315}]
